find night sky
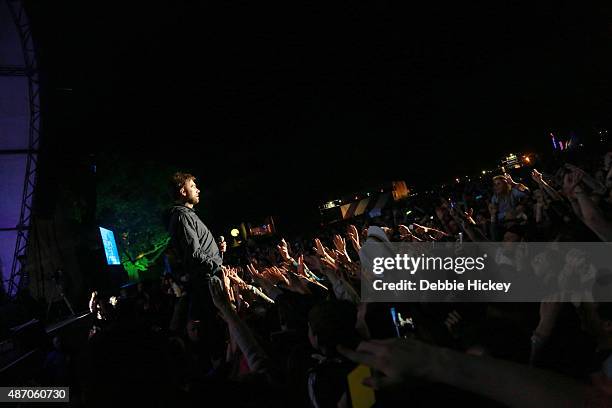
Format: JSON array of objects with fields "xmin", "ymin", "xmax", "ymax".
[{"xmin": 25, "ymin": 1, "xmax": 612, "ymax": 230}]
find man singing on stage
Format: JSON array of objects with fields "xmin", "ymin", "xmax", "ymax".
[{"xmin": 167, "ymin": 172, "xmax": 223, "ymax": 324}]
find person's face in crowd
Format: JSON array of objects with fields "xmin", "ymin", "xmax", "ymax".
[
  {"xmin": 504, "ymin": 210, "xmax": 516, "ymax": 222},
  {"xmin": 578, "ymin": 303, "xmax": 612, "ymax": 340},
  {"xmin": 493, "ymin": 179, "xmax": 507, "ymax": 195},
  {"xmin": 447, "ymin": 219, "xmax": 460, "ymax": 234},
  {"xmin": 502, "ymin": 230, "xmax": 521, "ymax": 242},
  {"xmin": 52, "ymin": 336, "xmax": 62, "ymax": 350},
  {"xmin": 180, "ymin": 178, "xmax": 200, "ymax": 206},
  {"xmin": 187, "ymin": 320, "xmax": 201, "ymax": 342},
  {"xmin": 531, "ymin": 252, "xmax": 552, "ymax": 278}
]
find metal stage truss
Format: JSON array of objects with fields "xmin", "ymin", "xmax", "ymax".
[{"xmin": 0, "ymin": 0, "xmax": 41, "ymax": 298}]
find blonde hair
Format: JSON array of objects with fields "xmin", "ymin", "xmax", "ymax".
[{"xmin": 492, "ymin": 175, "xmax": 511, "ymax": 196}]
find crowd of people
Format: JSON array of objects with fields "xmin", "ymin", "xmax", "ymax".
[{"xmin": 38, "ymin": 147, "xmax": 612, "ymax": 407}]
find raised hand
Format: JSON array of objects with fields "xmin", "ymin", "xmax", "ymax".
[
  {"xmin": 531, "ymin": 168, "xmax": 543, "ymax": 184},
  {"xmin": 333, "ymin": 234, "xmax": 352, "ymax": 264},
  {"xmin": 338, "ymin": 338, "xmax": 436, "ymax": 389},
  {"xmin": 269, "ymin": 266, "xmax": 291, "ymax": 286},
  {"xmin": 381, "ymin": 227, "xmax": 393, "ymax": 239},
  {"xmin": 409, "ymin": 223, "xmax": 424, "ymax": 235},
  {"xmin": 290, "ymin": 255, "xmax": 326, "ymax": 290},
  {"xmin": 246, "ymin": 263, "xmax": 279, "ymax": 297},
  {"xmin": 346, "ymin": 224, "xmax": 361, "ymax": 252},
  {"xmin": 334, "ymin": 249, "xmax": 352, "ymax": 265},
  {"xmin": 286, "ymin": 269, "xmax": 311, "ymax": 294},
  {"xmin": 333, "ymin": 234, "xmax": 347, "ymax": 254},
  {"xmin": 209, "ymin": 276, "xmax": 233, "ymax": 315},
  {"xmin": 503, "ymin": 173, "xmax": 517, "ymax": 186},
  {"xmin": 463, "ymin": 207, "xmax": 476, "ymax": 225},
  {"xmin": 296, "ymin": 254, "xmax": 306, "ymax": 277},
  {"xmin": 277, "ymin": 238, "xmax": 291, "ymax": 261},
  {"xmin": 226, "ymin": 267, "xmax": 248, "ymax": 289},
  {"xmin": 464, "ymin": 207, "xmax": 473, "ymax": 219},
  {"xmin": 313, "ymin": 238, "xmax": 335, "ymax": 265},
  {"xmin": 246, "ymin": 263, "xmax": 262, "ymax": 280},
  {"xmin": 313, "ymin": 238, "xmax": 325, "ymax": 257},
  {"xmin": 249, "ymin": 263, "xmax": 278, "ymax": 284},
  {"xmin": 221, "ymin": 267, "xmax": 236, "ymax": 302},
  {"xmin": 319, "ymin": 254, "xmax": 338, "ymax": 272},
  {"xmin": 566, "ymin": 163, "xmax": 606, "ymax": 194},
  {"xmin": 398, "ymin": 224, "xmax": 412, "ymax": 240},
  {"xmin": 562, "ymin": 170, "xmax": 584, "ymax": 198},
  {"xmin": 260, "ymin": 267, "xmax": 278, "ymax": 285}
]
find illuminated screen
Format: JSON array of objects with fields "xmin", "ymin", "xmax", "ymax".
[{"xmin": 99, "ymin": 227, "xmax": 121, "ymax": 265}]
